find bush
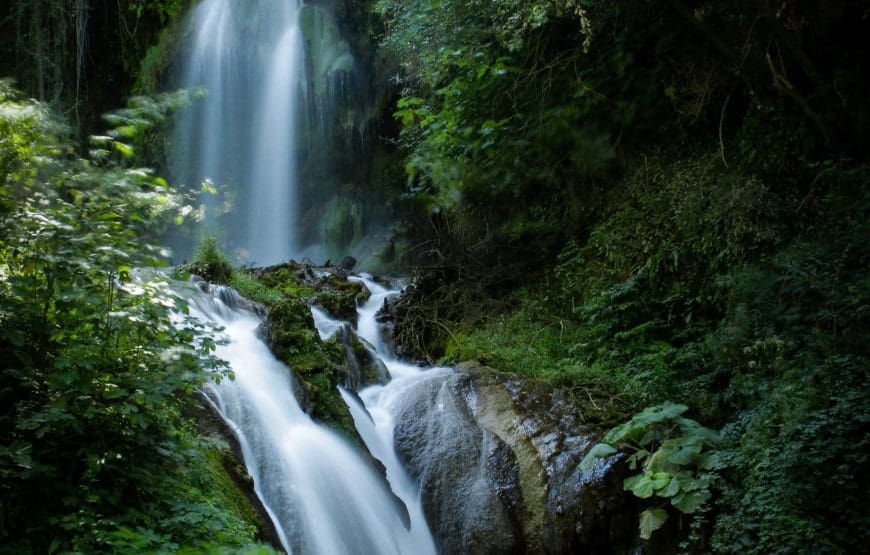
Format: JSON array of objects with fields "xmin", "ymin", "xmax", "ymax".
[
  {"xmin": 0, "ymin": 81, "xmax": 264, "ymax": 552},
  {"xmin": 190, "ymin": 234, "xmax": 234, "ymax": 283}
]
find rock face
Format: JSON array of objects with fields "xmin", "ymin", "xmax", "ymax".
[
  {"xmin": 393, "ymin": 364, "xmax": 637, "ymax": 554},
  {"xmin": 334, "ymin": 322, "xmax": 390, "ymax": 390}
]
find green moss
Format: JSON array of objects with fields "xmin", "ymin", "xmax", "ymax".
[
  {"xmin": 230, "ymin": 264, "xmax": 374, "ymax": 441},
  {"xmin": 303, "ymin": 370, "xmax": 358, "ymax": 441},
  {"xmin": 317, "ymin": 277, "xmax": 369, "ymax": 320},
  {"xmin": 257, "ymin": 267, "xmax": 317, "ymax": 299},
  {"xmin": 203, "ymin": 449, "xmax": 262, "ymax": 536},
  {"xmin": 229, "ymin": 271, "xmax": 284, "ymax": 306},
  {"xmin": 320, "ymin": 196, "xmax": 363, "ymax": 253},
  {"xmin": 135, "ymin": 9, "xmax": 188, "ymax": 94},
  {"xmin": 261, "ymin": 295, "xmax": 360, "ymax": 440},
  {"xmin": 441, "ymin": 297, "xmax": 633, "ymax": 425}
]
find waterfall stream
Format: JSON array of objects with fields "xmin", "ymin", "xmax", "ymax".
[
  {"xmin": 314, "ymin": 276, "xmax": 448, "ymax": 555},
  {"xmin": 172, "ymin": 1, "xmax": 450, "ymax": 551},
  {"xmin": 174, "ymin": 0, "xmax": 308, "ymax": 265},
  {"xmin": 178, "ymin": 276, "xmax": 442, "ymax": 554}
]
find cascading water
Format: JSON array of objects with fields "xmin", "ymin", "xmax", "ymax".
[
  {"xmin": 313, "ymin": 276, "xmax": 449, "ymax": 555},
  {"xmin": 177, "ymin": 279, "xmax": 429, "ymax": 554},
  {"xmin": 173, "ymin": 1, "xmax": 448, "ymax": 551},
  {"xmin": 174, "ymin": 0, "xmax": 241, "ymax": 201},
  {"xmin": 174, "ymin": 0, "xmax": 309, "ymax": 265},
  {"xmin": 248, "ymin": 20, "xmax": 304, "ymax": 263}
]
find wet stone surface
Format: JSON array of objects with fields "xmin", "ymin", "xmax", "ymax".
[{"xmin": 393, "ymin": 364, "xmax": 638, "ymax": 554}]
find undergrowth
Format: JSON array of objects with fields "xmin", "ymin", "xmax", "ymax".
[{"xmin": 434, "ymin": 151, "xmax": 870, "ymax": 552}]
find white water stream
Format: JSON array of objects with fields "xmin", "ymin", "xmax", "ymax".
[
  {"xmin": 173, "ymin": 1, "xmax": 449, "ymax": 551},
  {"xmin": 175, "ymin": 0, "xmax": 306, "ymax": 264},
  {"xmin": 179, "ymin": 280, "xmax": 438, "ymax": 554},
  {"xmin": 314, "ymin": 276, "xmax": 448, "ymax": 555}
]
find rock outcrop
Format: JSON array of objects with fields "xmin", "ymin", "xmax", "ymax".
[{"xmin": 393, "ymin": 363, "xmax": 637, "ymax": 554}]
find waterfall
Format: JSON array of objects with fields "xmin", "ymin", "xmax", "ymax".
[
  {"xmin": 175, "ymin": 0, "xmax": 240, "ymax": 206},
  {"xmin": 248, "ymin": 20, "xmax": 304, "ymax": 263},
  {"xmin": 177, "ymin": 280, "xmax": 429, "ymax": 554},
  {"xmin": 171, "ymin": 2, "xmax": 448, "ymax": 551},
  {"xmin": 174, "ymin": 0, "xmax": 308, "ymax": 265}
]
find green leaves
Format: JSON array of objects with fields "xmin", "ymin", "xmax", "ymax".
[
  {"xmin": 581, "ymin": 402, "xmax": 721, "ymax": 539},
  {"xmin": 624, "ymin": 471, "xmax": 671, "ymax": 498},
  {"xmin": 639, "ymin": 508, "xmax": 668, "ymax": 539},
  {"xmin": 671, "ymin": 488, "xmax": 710, "ymax": 514},
  {"xmin": 579, "ymin": 442, "xmax": 617, "ymax": 470},
  {"xmin": 0, "ymin": 82, "xmax": 241, "ymax": 551}
]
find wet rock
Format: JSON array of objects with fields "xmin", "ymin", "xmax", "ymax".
[
  {"xmin": 186, "ymin": 394, "xmax": 285, "ymax": 550},
  {"xmin": 315, "ymin": 277, "xmax": 369, "ymax": 323},
  {"xmin": 393, "ymin": 373, "xmax": 522, "ymax": 554},
  {"xmin": 393, "ymin": 364, "xmax": 635, "ymax": 554},
  {"xmin": 339, "ymin": 255, "xmax": 357, "ymax": 271},
  {"xmin": 334, "ymin": 323, "xmax": 390, "ymax": 390},
  {"xmin": 254, "ymin": 261, "xmax": 369, "ymax": 324}
]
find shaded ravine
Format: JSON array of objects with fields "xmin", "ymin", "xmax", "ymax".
[{"xmin": 175, "ymin": 279, "xmax": 429, "ymax": 554}]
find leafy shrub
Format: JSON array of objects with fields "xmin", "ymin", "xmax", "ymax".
[
  {"xmin": 582, "ymin": 402, "xmax": 722, "ymax": 539},
  {"xmin": 0, "ymin": 81, "xmax": 264, "ymax": 551},
  {"xmin": 190, "ymin": 234, "xmax": 234, "ymax": 283}
]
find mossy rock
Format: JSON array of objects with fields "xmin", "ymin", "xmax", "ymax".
[
  {"xmin": 187, "ymin": 395, "xmax": 284, "ymax": 549},
  {"xmin": 243, "ymin": 263, "xmax": 385, "ymax": 441},
  {"xmin": 317, "ymin": 276, "xmax": 370, "ymax": 321},
  {"xmin": 259, "ymin": 297, "xmax": 363, "ymax": 443},
  {"xmin": 256, "ymin": 265, "xmax": 317, "ymax": 300},
  {"xmin": 320, "ymin": 196, "xmax": 363, "ymax": 253},
  {"xmin": 261, "ymin": 297, "xmax": 320, "ymax": 359}
]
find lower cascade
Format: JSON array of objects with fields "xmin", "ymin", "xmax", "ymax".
[
  {"xmin": 178, "ymin": 278, "xmax": 436, "ymax": 554},
  {"xmin": 176, "ymin": 269, "xmax": 625, "ymax": 554}
]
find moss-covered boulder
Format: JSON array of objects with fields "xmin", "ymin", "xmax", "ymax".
[
  {"xmin": 317, "ymin": 274, "xmax": 370, "ymax": 322},
  {"xmin": 253, "ymin": 261, "xmax": 369, "ymax": 322},
  {"xmin": 332, "ymin": 322, "xmax": 390, "ymax": 390},
  {"xmin": 246, "ymin": 263, "xmax": 383, "ymax": 443},
  {"xmin": 257, "ymin": 296, "xmax": 356, "ymax": 438}
]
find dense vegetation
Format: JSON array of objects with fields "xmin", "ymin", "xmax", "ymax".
[
  {"xmin": 1, "ymin": 0, "xmax": 868, "ymax": 552},
  {"xmin": 375, "ymin": 0, "xmax": 870, "ymax": 552},
  {"xmin": 0, "ymin": 83, "xmax": 276, "ymax": 552}
]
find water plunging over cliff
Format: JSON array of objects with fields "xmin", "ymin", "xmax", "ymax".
[
  {"xmin": 175, "ymin": 0, "xmax": 240, "ymax": 203},
  {"xmin": 173, "ymin": 0, "xmax": 370, "ymax": 265},
  {"xmin": 174, "ymin": 0, "xmax": 307, "ymax": 265}
]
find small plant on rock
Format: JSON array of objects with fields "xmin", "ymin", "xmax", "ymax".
[{"xmin": 190, "ymin": 234, "xmax": 234, "ymax": 283}]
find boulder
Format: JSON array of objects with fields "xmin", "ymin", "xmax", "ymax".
[
  {"xmin": 334, "ymin": 322, "xmax": 390, "ymax": 390},
  {"xmin": 339, "ymin": 255, "xmax": 357, "ymax": 271},
  {"xmin": 393, "ymin": 364, "xmax": 636, "ymax": 554}
]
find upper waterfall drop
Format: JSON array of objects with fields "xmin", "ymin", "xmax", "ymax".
[
  {"xmin": 174, "ymin": 0, "xmax": 241, "ymax": 208},
  {"xmin": 173, "ymin": 0, "xmax": 330, "ymax": 266},
  {"xmin": 248, "ymin": 13, "xmax": 305, "ymax": 264}
]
